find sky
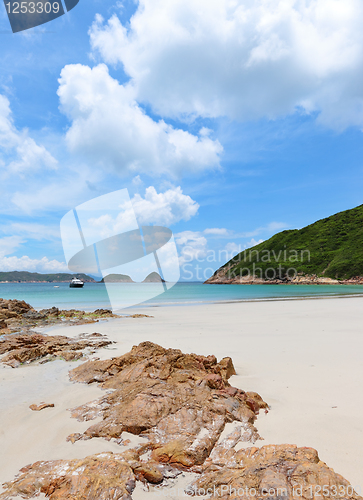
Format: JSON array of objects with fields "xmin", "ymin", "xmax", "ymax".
[{"xmin": 1, "ymin": 0, "xmax": 363, "ymax": 282}]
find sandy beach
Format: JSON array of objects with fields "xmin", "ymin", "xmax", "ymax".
[{"xmin": 1, "ymin": 296, "xmax": 362, "ymax": 495}]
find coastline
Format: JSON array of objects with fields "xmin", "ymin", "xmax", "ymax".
[
  {"xmin": 2, "ymin": 282, "xmax": 363, "ymax": 313},
  {"xmin": 205, "ymin": 274, "xmax": 363, "ymax": 286},
  {"xmin": 0, "ymin": 296, "xmax": 362, "ymax": 492}
]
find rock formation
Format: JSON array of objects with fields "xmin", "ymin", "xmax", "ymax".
[
  {"xmin": 0, "ymin": 453, "xmax": 137, "ymax": 500},
  {"xmin": 67, "ymin": 341, "xmax": 268, "ymax": 466},
  {"xmin": 189, "ymin": 443, "xmax": 362, "ymax": 499},
  {"xmin": 1, "ymin": 342, "xmax": 360, "ymax": 500},
  {"xmin": 0, "ymin": 332, "xmax": 112, "ymax": 368},
  {"xmin": 1, "ymin": 441, "xmax": 360, "ymax": 499},
  {"xmin": 0, "ymin": 298, "xmax": 118, "ymax": 334}
]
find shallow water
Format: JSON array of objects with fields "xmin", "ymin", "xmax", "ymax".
[{"xmin": 1, "ymin": 281, "xmax": 363, "ymax": 311}]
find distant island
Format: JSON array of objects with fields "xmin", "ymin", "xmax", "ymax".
[
  {"xmin": 0, "ymin": 271, "xmax": 167, "ymax": 284},
  {"xmin": 100, "ymin": 274, "xmax": 134, "ymax": 283},
  {"xmin": 0, "ymin": 271, "xmax": 95, "ymax": 283},
  {"xmin": 100, "ymin": 272, "xmax": 165, "ymax": 283},
  {"xmin": 142, "ymin": 272, "xmax": 165, "ymax": 283},
  {"xmin": 206, "ymin": 204, "xmax": 363, "ymax": 285}
]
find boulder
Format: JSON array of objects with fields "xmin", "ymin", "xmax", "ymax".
[
  {"xmin": 190, "ymin": 444, "xmax": 362, "ymax": 500},
  {"xmin": 68, "ymin": 342, "xmax": 268, "ymax": 467},
  {"xmin": 0, "ymin": 332, "xmax": 112, "ymax": 367}
]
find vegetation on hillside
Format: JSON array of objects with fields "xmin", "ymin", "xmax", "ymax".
[
  {"xmin": 218, "ymin": 204, "xmax": 363, "ymax": 281},
  {"xmin": 0, "ymin": 272, "xmax": 94, "ymax": 283}
]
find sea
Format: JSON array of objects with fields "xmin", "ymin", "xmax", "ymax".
[{"xmin": 1, "ymin": 282, "xmax": 363, "ymax": 311}]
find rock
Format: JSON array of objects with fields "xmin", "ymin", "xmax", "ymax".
[
  {"xmin": 40, "ymin": 307, "xmax": 59, "ymax": 316},
  {"xmin": 0, "ymin": 332, "xmax": 112, "ymax": 367},
  {"xmin": 127, "ymin": 314, "xmax": 153, "ymax": 318},
  {"xmin": 0, "ymin": 453, "xmax": 137, "ymax": 500},
  {"xmin": 0, "ymin": 343, "xmax": 360, "ymax": 500},
  {"xmin": 189, "ymin": 444, "xmax": 362, "ymax": 500},
  {"xmin": 68, "ymin": 342, "xmax": 268, "ymax": 467},
  {"xmin": 29, "ymin": 402, "xmax": 55, "ymax": 411},
  {"xmin": 94, "ymin": 309, "xmax": 114, "ymax": 316},
  {"xmin": 0, "ymin": 298, "xmax": 121, "ymax": 334},
  {"xmin": 1, "ymin": 445, "xmax": 360, "ymax": 500},
  {"xmin": 132, "ymin": 463, "xmax": 164, "ymax": 484},
  {"xmin": 0, "ymin": 299, "xmax": 34, "ymax": 331}
]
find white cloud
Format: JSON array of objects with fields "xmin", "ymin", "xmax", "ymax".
[
  {"xmin": 175, "ymin": 230, "xmax": 208, "ymax": 265},
  {"xmin": 265, "ymin": 221, "xmax": 288, "ymax": 232},
  {"xmin": 204, "ymin": 227, "xmax": 230, "ymax": 236},
  {"xmin": 224, "ymin": 242, "xmax": 241, "ymax": 256},
  {"xmin": 0, "ymin": 223, "xmax": 60, "ymax": 241},
  {"xmin": 90, "ymin": 0, "xmax": 363, "ymax": 129},
  {"xmin": 86, "ymin": 186, "xmax": 199, "ymax": 238},
  {"xmin": 0, "ymin": 235, "xmax": 68, "ymax": 273},
  {"xmin": 131, "ymin": 186, "xmax": 199, "ymax": 225},
  {"xmin": 0, "ymin": 94, "xmax": 57, "ymax": 174},
  {"xmin": 10, "ymin": 164, "xmax": 101, "ymax": 214},
  {"xmin": 57, "ymin": 63, "xmax": 223, "ymax": 176},
  {"xmin": 0, "ymin": 236, "xmax": 24, "ymax": 258},
  {"xmin": 245, "ymin": 238, "xmax": 264, "ymax": 249},
  {"xmin": 0, "ymin": 255, "xmax": 69, "ymax": 273}
]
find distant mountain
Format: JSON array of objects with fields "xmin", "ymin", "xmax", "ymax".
[
  {"xmin": 0, "ymin": 272, "xmax": 95, "ymax": 283},
  {"xmin": 206, "ymin": 204, "xmax": 363, "ymax": 284},
  {"xmin": 142, "ymin": 272, "xmax": 165, "ymax": 283},
  {"xmin": 100, "ymin": 274, "xmax": 134, "ymax": 283}
]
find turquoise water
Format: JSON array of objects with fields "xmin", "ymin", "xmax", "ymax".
[{"xmin": 1, "ymin": 282, "xmax": 363, "ymax": 311}]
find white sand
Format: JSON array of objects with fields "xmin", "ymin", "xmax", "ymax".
[{"xmin": 0, "ymin": 296, "xmax": 362, "ymax": 494}]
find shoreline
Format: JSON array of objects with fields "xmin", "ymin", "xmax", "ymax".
[{"xmin": 0, "ymin": 296, "xmax": 362, "ymax": 490}]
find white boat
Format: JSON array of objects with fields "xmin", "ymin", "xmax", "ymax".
[{"xmin": 69, "ymin": 277, "xmax": 84, "ymax": 288}]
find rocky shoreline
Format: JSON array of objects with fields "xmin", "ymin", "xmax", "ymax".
[
  {"xmin": 0, "ymin": 340, "xmax": 361, "ymax": 499},
  {"xmin": 205, "ymin": 272, "xmax": 363, "ymax": 285},
  {"xmin": 0, "ymin": 298, "xmax": 152, "ymax": 335}
]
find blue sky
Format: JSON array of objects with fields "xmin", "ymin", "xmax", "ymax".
[{"xmin": 1, "ymin": 0, "xmax": 363, "ymax": 281}]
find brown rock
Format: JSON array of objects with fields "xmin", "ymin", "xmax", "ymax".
[
  {"xmin": 29, "ymin": 402, "xmax": 55, "ymax": 411},
  {"xmin": 0, "ymin": 332, "xmax": 112, "ymax": 367},
  {"xmin": 0, "ymin": 453, "xmax": 136, "ymax": 500},
  {"xmin": 67, "ymin": 342, "xmax": 268, "ymax": 467},
  {"xmin": 0, "ymin": 298, "xmax": 120, "ymax": 334},
  {"xmin": 133, "ymin": 463, "xmax": 164, "ymax": 484},
  {"xmin": 0, "ymin": 342, "xmax": 360, "ymax": 500},
  {"xmin": 190, "ymin": 444, "xmax": 362, "ymax": 500}
]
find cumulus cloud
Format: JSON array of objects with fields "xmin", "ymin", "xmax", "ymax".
[
  {"xmin": 0, "ymin": 234, "xmax": 68, "ymax": 273},
  {"xmin": 90, "ymin": 0, "xmax": 363, "ymax": 128},
  {"xmin": 175, "ymin": 230, "xmax": 208, "ymax": 265},
  {"xmin": 57, "ymin": 64, "xmax": 222, "ymax": 176},
  {"xmin": 0, "ymin": 255, "xmax": 69, "ymax": 273},
  {"xmin": 86, "ymin": 186, "xmax": 199, "ymax": 238},
  {"xmin": 131, "ymin": 186, "xmax": 199, "ymax": 225},
  {"xmin": 0, "ymin": 95, "xmax": 57, "ymax": 174}
]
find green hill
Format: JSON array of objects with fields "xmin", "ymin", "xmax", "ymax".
[
  {"xmin": 206, "ymin": 204, "xmax": 363, "ymax": 283},
  {"xmin": 0, "ymin": 272, "xmax": 95, "ymax": 283}
]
